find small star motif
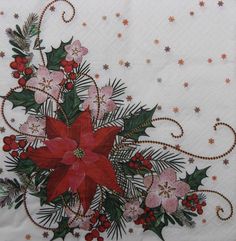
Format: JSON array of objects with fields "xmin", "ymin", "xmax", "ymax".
[
  {"xmin": 42, "ymin": 232, "xmax": 49, "ymax": 238},
  {"xmin": 225, "ymin": 78, "xmax": 231, "ymax": 84},
  {"xmin": 102, "ymin": 16, "xmax": 107, "ymax": 20},
  {"xmin": 194, "ymin": 107, "xmax": 201, "ymax": 113},
  {"xmin": 122, "ymin": 19, "xmax": 129, "ymax": 26},
  {"xmin": 183, "ymin": 82, "xmax": 189, "ymax": 88},
  {"xmin": 0, "ymin": 127, "xmax": 5, "ymax": 133},
  {"xmin": 126, "ymin": 95, "xmax": 133, "ymax": 102},
  {"xmin": 202, "ymin": 219, "xmax": 207, "ymax": 224},
  {"xmin": 223, "ymin": 159, "xmax": 229, "ymax": 165},
  {"xmin": 199, "ymin": 1, "xmax": 205, "ymax": 7},
  {"xmin": 190, "ymin": 11, "xmax": 195, "ymax": 16},
  {"xmin": 0, "ymin": 11, "xmax": 4, "ymax": 15},
  {"xmin": 216, "ymin": 118, "xmax": 220, "ymax": 122},
  {"xmin": 188, "ymin": 158, "xmax": 195, "ymax": 164},
  {"xmin": 146, "ymin": 59, "xmax": 151, "ymax": 64},
  {"xmin": 82, "ymin": 22, "xmax": 87, "ymax": 27},
  {"xmin": 14, "ymin": 13, "xmax": 19, "ymax": 19},
  {"xmin": 154, "ymin": 39, "xmax": 160, "ymax": 45},
  {"xmin": 94, "ymin": 74, "xmax": 100, "ymax": 79},
  {"xmin": 49, "ymin": 6, "xmax": 55, "ymax": 11},
  {"xmin": 157, "ymin": 105, "xmax": 162, "ymax": 111},
  {"xmin": 207, "ymin": 58, "xmax": 213, "ymax": 63},
  {"xmin": 124, "ymin": 61, "xmax": 130, "ymax": 68},
  {"xmin": 117, "ymin": 33, "xmax": 122, "ymax": 38},
  {"xmin": 164, "ymin": 46, "xmax": 171, "ymax": 52},
  {"xmin": 178, "ymin": 59, "xmax": 184, "ymax": 65},
  {"xmin": 0, "ymin": 51, "xmax": 5, "ymax": 58},
  {"xmin": 25, "ymin": 234, "xmax": 31, "ymax": 240},
  {"xmin": 11, "ymin": 118, "xmax": 15, "ymax": 122},
  {"xmin": 218, "ymin": 1, "xmax": 224, "ymax": 7},
  {"xmin": 212, "ymin": 175, "xmax": 217, "ymax": 181},
  {"xmin": 157, "ymin": 78, "xmax": 162, "ymax": 83},
  {"xmin": 116, "ymin": 13, "xmax": 121, "ymax": 18},
  {"xmin": 168, "ymin": 16, "xmax": 175, "ymax": 22},
  {"xmin": 221, "ymin": 53, "xmax": 227, "ymax": 59},
  {"xmin": 163, "ymin": 146, "xmax": 167, "ymax": 150},
  {"xmin": 175, "ymin": 144, "xmax": 181, "ymax": 150},
  {"xmin": 128, "ymin": 228, "xmax": 134, "ymax": 234},
  {"xmin": 208, "ymin": 138, "xmax": 215, "ymax": 144},
  {"xmin": 73, "ymin": 232, "xmax": 80, "ymax": 238},
  {"xmin": 103, "ymin": 64, "xmax": 109, "ymax": 70},
  {"xmin": 173, "ymin": 107, "xmax": 179, "ymax": 113}
]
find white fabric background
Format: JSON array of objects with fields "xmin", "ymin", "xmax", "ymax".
[{"xmin": 0, "ymin": 0, "xmax": 236, "ymax": 240}]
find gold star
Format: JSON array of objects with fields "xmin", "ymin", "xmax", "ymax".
[
  {"xmin": 183, "ymin": 82, "xmax": 189, "ymax": 88},
  {"xmin": 218, "ymin": 1, "xmax": 224, "ymax": 7},
  {"xmin": 188, "ymin": 158, "xmax": 195, "ymax": 164},
  {"xmin": 173, "ymin": 107, "xmax": 179, "ymax": 113},
  {"xmin": 117, "ymin": 33, "xmax": 122, "ymax": 38},
  {"xmin": 225, "ymin": 78, "xmax": 231, "ymax": 84},
  {"xmin": 190, "ymin": 11, "xmax": 195, "ymax": 16},
  {"xmin": 102, "ymin": 16, "xmax": 107, "ymax": 20},
  {"xmin": 124, "ymin": 61, "xmax": 130, "ymax": 68},
  {"xmin": 168, "ymin": 16, "xmax": 175, "ymax": 22},
  {"xmin": 223, "ymin": 159, "xmax": 229, "ymax": 165},
  {"xmin": 164, "ymin": 46, "xmax": 171, "ymax": 52},
  {"xmin": 178, "ymin": 59, "xmax": 184, "ymax": 65},
  {"xmin": 116, "ymin": 13, "xmax": 121, "ymax": 18},
  {"xmin": 126, "ymin": 95, "xmax": 133, "ymax": 102},
  {"xmin": 14, "ymin": 13, "xmax": 19, "ymax": 19},
  {"xmin": 103, "ymin": 64, "xmax": 109, "ymax": 70},
  {"xmin": 207, "ymin": 58, "xmax": 213, "ymax": 63},
  {"xmin": 25, "ymin": 234, "xmax": 31, "ymax": 240},
  {"xmin": 146, "ymin": 59, "xmax": 151, "ymax": 64},
  {"xmin": 0, "ymin": 127, "xmax": 5, "ymax": 133},
  {"xmin": 94, "ymin": 74, "xmax": 100, "ymax": 79},
  {"xmin": 194, "ymin": 107, "xmax": 200, "ymax": 113},
  {"xmin": 49, "ymin": 6, "xmax": 55, "ymax": 11},
  {"xmin": 122, "ymin": 19, "xmax": 129, "ymax": 26},
  {"xmin": 0, "ymin": 51, "xmax": 5, "ymax": 58},
  {"xmin": 199, "ymin": 1, "xmax": 205, "ymax": 7},
  {"xmin": 208, "ymin": 138, "xmax": 215, "ymax": 144},
  {"xmin": 154, "ymin": 39, "xmax": 160, "ymax": 45},
  {"xmin": 221, "ymin": 53, "xmax": 227, "ymax": 59}
]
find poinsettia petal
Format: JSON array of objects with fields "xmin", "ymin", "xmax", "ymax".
[
  {"xmin": 173, "ymin": 181, "xmax": 190, "ymax": 197},
  {"xmin": 44, "ymin": 137, "xmax": 77, "ymax": 156},
  {"xmin": 69, "ymin": 109, "xmax": 94, "ymax": 146},
  {"xmin": 145, "ymin": 192, "xmax": 161, "ymax": 208},
  {"xmin": 84, "ymin": 154, "xmax": 122, "ymax": 194},
  {"xmin": 61, "ymin": 151, "xmax": 78, "ymax": 165},
  {"xmin": 46, "ymin": 116, "xmax": 69, "ymax": 139},
  {"xmin": 47, "ymin": 166, "xmax": 71, "ymax": 202},
  {"xmin": 93, "ymin": 126, "xmax": 121, "ymax": 157},
  {"xmin": 162, "ymin": 197, "xmax": 178, "ymax": 213},
  {"xmin": 77, "ymin": 176, "xmax": 97, "ymax": 213},
  {"xmin": 28, "ymin": 146, "xmax": 61, "ymax": 169}
]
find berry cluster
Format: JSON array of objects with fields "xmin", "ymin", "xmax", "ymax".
[
  {"xmin": 134, "ymin": 207, "xmax": 156, "ymax": 227},
  {"xmin": 60, "ymin": 59, "xmax": 79, "ymax": 90},
  {"xmin": 85, "ymin": 211, "xmax": 111, "ymax": 241},
  {"xmin": 10, "ymin": 56, "xmax": 33, "ymax": 86},
  {"xmin": 2, "ymin": 135, "xmax": 28, "ymax": 159},
  {"xmin": 182, "ymin": 193, "xmax": 206, "ymax": 215},
  {"xmin": 128, "ymin": 152, "xmax": 153, "ymax": 170}
]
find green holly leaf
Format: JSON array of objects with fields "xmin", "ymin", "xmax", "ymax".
[
  {"xmin": 14, "ymin": 159, "xmax": 37, "ymax": 175},
  {"xmin": 119, "ymin": 106, "xmax": 156, "ymax": 141},
  {"xmin": 46, "ymin": 38, "xmax": 72, "ymax": 71},
  {"xmin": 57, "ymin": 87, "xmax": 81, "ymax": 125},
  {"xmin": 145, "ymin": 221, "xmax": 166, "ymax": 241},
  {"xmin": 181, "ymin": 166, "xmax": 210, "ymax": 191},
  {"xmin": 51, "ymin": 217, "xmax": 73, "ymax": 241},
  {"xmin": 6, "ymin": 89, "xmax": 41, "ymax": 113}
]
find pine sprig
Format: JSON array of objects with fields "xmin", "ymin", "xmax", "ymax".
[{"xmin": 108, "ymin": 78, "xmax": 126, "ymax": 106}]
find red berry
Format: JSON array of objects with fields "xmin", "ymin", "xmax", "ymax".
[
  {"xmin": 60, "ymin": 59, "xmax": 68, "ymax": 67},
  {"xmin": 146, "ymin": 217, "xmax": 151, "ymax": 223},
  {"xmin": 197, "ymin": 208, "xmax": 203, "ymax": 215},
  {"xmin": 17, "ymin": 63, "xmax": 25, "ymax": 72},
  {"xmin": 19, "ymin": 152, "xmax": 28, "ymax": 160},
  {"xmin": 187, "ymin": 196, "xmax": 192, "ymax": 201},
  {"xmin": 98, "ymin": 226, "xmax": 106, "ymax": 233},
  {"xmin": 10, "ymin": 135, "xmax": 16, "ymax": 141},
  {"xmin": 11, "ymin": 151, "xmax": 18, "ymax": 158},
  {"xmin": 135, "ymin": 152, "xmax": 141, "ymax": 158},
  {"xmin": 18, "ymin": 140, "xmax": 27, "ymax": 148},
  {"xmin": 182, "ymin": 200, "xmax": 187, "ymax": 206},
  {"xmin": 90, "ymin": 216, "xmax": 97, "ymax": 224},
  {"xmin": 94, "ymin": 210, "xmax": 100, "ymax": 218},
  {"xmin": 21, "ymin": 58, "xmax": 28, "ymax": 64},
  {"xmin": 191, "ymin": 206, "xmax": 196, "ymax": 212},
  {"xmin": 10, "ymin": 61, "xmax": 18, "ymax": 69},
  {"xmin": 85, "ymin": 233, "xmax": 93, "ymax": 241},
  {"xmin": 103, "ymin": 221, "xmax": 111, "ymax": 228},
  {"xmin": 10, "ymin": 141, "xmax": 18, "ymax": 150},
  {"xmin": 72, "ymin": 62, "xmax": 78, "ymax": 68},
  {"xmin": 27, "ymin": 146, "xmax": 34, "ymax": 152},
  {"xmin": 139, "ymin": 218, "xmax": 145, "ymax": 224},
  {"xmin": 128, "ymin": 161, "xmax": 135, "ymax": 168},
  {"xmin": 3, "ymin": 144, "xmax": 11, "ymax": 152},
  {"xmin": 15, "ymin": 56, "xmax": 23, "ymax": 63},
  {"xmin": 99, "ymin": 215, "xmax": 107, "ymax": 222},
  {"xmin": 3, "ymin": 136, "xmax": 12, "ymax": 145},
  {"xmin": 146, "ymin": 163, "xmax": 153, "ymax": 170},
  {"xmin": 149, "ymin": 211, "xmax": 154, "ymax": 216},
  {"xmin": 12, "ymin": 71, "xmax": 20, "ymax": 78},
  {"xmin": 144, "ymin": 207, "xmax": 150, "ymax": 212},
  {"xmin": 65, "ymin": 82, "xmax": 74, "ymax": 90},
  {"xmin": 91, "ymin": 229, "xmax": 99, "ymax": 238},
  {"xmin": 201, "ymin": 201, "xmax": 206, "ymax": 206},
  {"xmin": 64, "ymin": 65, "xmax": 73, "ymax": 73},
  {"xmin": 150, "ymin": 216, "xmax": 156, "ymax": 222},
  {"xmin": 196, "ymin": 204, "xmax": 202, "ymax": 210},
  {"xmin": 18, "ymin": 77, "xmax": 26, "ymax": 86},
  {"xmin": 139, "ymin": 156, "xmax": 144, "ymax": 162},
  {"xmin": 24, "ymin": 67, "xmax": 33, "ymax": 75},
  {"xmin": 67, "ymin": 60, "xmax": 74, "ymax": 66},
  {"xmin": 192, "ymin": 194, "xmax": 198, "ymax": 200},
  {"xmin": 185, "ymin": 202, "xmax": 191, "ymax": 208},
  {"xmin": 97, "ymin": 237, "xmax": 104, "ymax": 241},
  {"xmin": 69, "ymin": 72, "xmax": 76, "ymax": 80}
]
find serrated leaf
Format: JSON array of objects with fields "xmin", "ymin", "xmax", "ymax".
[
  {"xmin": 120, "ymin": 106, "xmax": 156, "ymax": 141},
  {"xmin": 46, "ymin": 38, "xmax": 72, "ymax": 71},
  {"xmin": 181, "ymin": 166, "xmax": 210, "ymax": 190},
  {"xmin": 57, "ymin": 87, "xmax": 81, "ymax": 125},
  {"xmin": 6, "ymin": 89, "xmax": 41, "ymax": 113},
  {"xmin": 51, "ymin": 217, "xmax": 73, "ymax": 241},
  {"xmin": 145, "ymin": 221, "xmax": 166, "ymax": 241}
]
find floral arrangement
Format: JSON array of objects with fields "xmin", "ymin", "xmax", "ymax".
[{"xmin": 0, "ymin": 2, "xmax": 234, "ymax": 241}]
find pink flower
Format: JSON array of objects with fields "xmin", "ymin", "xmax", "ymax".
[
  {"xmin": 65, "ymin": 203, "xmax": 94, "ymax": 230},
  {"xmin": 65, "ymin": 40, "xmax": 88, "ymax": 64},
  {"xmin": 82, "ymin": 85, "xmax": 117, "ymax": 119},
  {"xmin": 123, "ymin": 200, "xmax": 144, "ymax": 221},
  {"xmin": 144, "ymin": 168, "xmax": 190, "ymax": 213},
  {"xmin": 27, "ymin": 66, "xmax": 64, "ymax": 104},
  {"xmin": 19, "ymin": 115, "xmax": 45, "ymax": 142}
]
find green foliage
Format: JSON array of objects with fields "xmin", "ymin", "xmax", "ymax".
[
  {"xmin": 181, "ymin": 166, "xmax": 210, "ymax": 190},
  {"xmin": 108, "ymin": 78, "xmax": 126, "ymax": 106},
  {"xmin": 51, "ymin": 217, "xmax": 73, "ymax": 241},
  {"xmin": 121, "ymin": 163, "xmax": 150, "ymax": 177},
  {"xmin": 145, "ymin": 221, "xmax": 166, "ymax": 241},
  {"xmin": 57, "ymin": 87, "xmax": 81, "ymax": 125},
  {"xmin": 14, "ymin": 159, "xmax": 37, "ymax": 175},
  {"xmin": 120, "ymin": 106, "xmax": 156, "ymax": 141},
  {"xmin": 46, "ymin": 38, "xmax": 72, "ymax": 71},
  {"xmin": 6, "ymin": 89, "xmax": 42, "ymax": 113}
]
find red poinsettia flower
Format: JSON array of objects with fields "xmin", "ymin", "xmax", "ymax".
[{"xmin": 28, "ymin": 109, "xmax": 122, "ymax": 212}]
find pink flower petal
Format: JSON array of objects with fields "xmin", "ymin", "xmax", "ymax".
[
  {"xmin": 27, "ymin": 77, "xmax": 39, "ymax": 88},
  {"xmin": 162, "ymin": 197, "xmax": 178, "ymax": 213},
  {"xmin": 145, "ymin": 191, "xmax": 161, "ymax": 208},
  {"xmin": 88, "ymin": 85, "xmax": 97, "ymax": 97},
  {"xmin": 50, "ymin": 71, "xmax": 64, "ymax": 84},
  {"xmin": 144, "ymin": 175, "xmax": 160, "ymax": 190},
  {"xmin": 65, "ymin": 44, "xmax": 72, "ymax": 53},
  {"xmin": 34, "ymin": 91, "xmax": 47, "ymax": 104},
  {"xmin": 160, "ymin": 168, "xmax": 177, "ymax": 183},
  {"xmin": 66, "ymin": 55, "xmax": 73, "ymax": 61},
  {"xmin": 74, "ymin": 56, "xmax": 82, "ymax": 64},
  {"xmin": 73, "ymin": 40, "xmax": 82, "ymax": 48},
  {"xmin": 101, "ymin": 86, "xmax": 113, "ymax": 98},
  {"xmin": 81, "ymin": 47, "xmax": 88, "ymax": 55},
  {"xmin": 173, "ymin": 181, "xmax": 190, "ymax": 197},
  {"xmin": 37, "ymin": 66, "xmax": 50, "ymax": 80},
  {"xmin": 106, "ymin": 99, "xmax": 117, "ymax": 112}
]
